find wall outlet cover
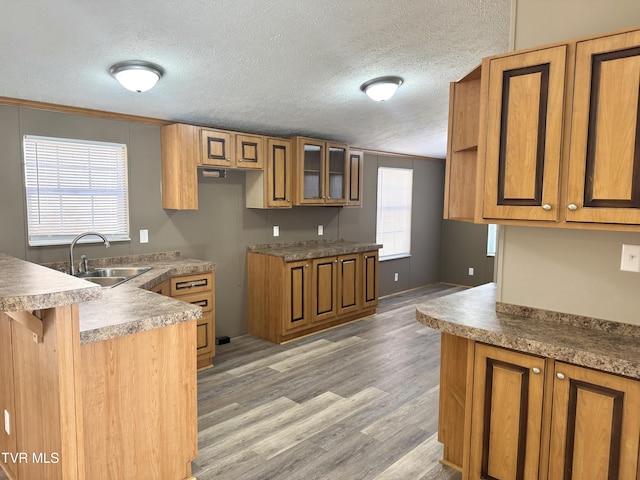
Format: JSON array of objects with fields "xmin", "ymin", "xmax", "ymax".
[
  {"xmin": 140, "ymin": 229, "xmax": 149, "ymax": 244},
  {"xmin": 468, "ymin": 267, "xmax": 474, "ymax": 276},
  {"xmin": 273, "ymin": 226, "xmax": 280, "ymax": 237},
  {"xmin": 620, "ymin": 244, "xmax": 640, "ymax": 272},
  {"xmin": 318, "ymin": 225, "xmax": 324, "ymax": 236}
]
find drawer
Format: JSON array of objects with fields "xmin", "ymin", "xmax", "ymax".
[
  {"xmin": 174, "ymin": 291, "xmax": 213, "ymax": 313},
  {"xmin": 171, "ymin": 272, "xmax": 213, "ymax": 296}
]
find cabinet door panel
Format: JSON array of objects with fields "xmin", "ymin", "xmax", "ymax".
[
  {"xmin": 325, "ymin": 143, "xmax": 348, "ymax": 204},
  {"xmin": 347, "ymin": 150, "xmax": 363, "ymax": 206},
  {"xmin": 284, "ymin": 261, "xmax": 310, "ymax": 333},
  {"xmin": 337, "ymin": 254, "xmax": 361, "ymax": 315},
  {"xmin": 236, "ymin": 134, "xmax": 264, "ymax": 170},
  {"xmin": 312, "ymin": 257, "xmax": 337, "ymax": 323},
  {"xmin": 468, "ymin": 344, "xmax": 545, "ymax": 480},
  {"xmin": 267, "ymin": 138, "xmax": 292, "ymax": 207},
  {"xmin": 483, "ymin": 46, "xmax": 566, "ymax": 221},
  {"xmin": 362, "ymin": 252, "xmax": 379, "ymax": 308},
  {"xmin": 567, "ymin": 30, "xmax": 640, "ymax": 224},
  {"xmin": 297, "ymin": 139, "xmax": 325, "ymax": 204},
  {"xmin": 548, "ymin": 362, "xmax": 640, "ymax": 480},
  {"xmin": 201, "ymin": 128, "xmax": 233, "ymax": 167},
  {"xmin": 0, "ymin": 314, "xmax": 17, "ymax": 480},
  {"xmin": 197, "ymin": 312, "xmax": 214, "ymax": 356}
]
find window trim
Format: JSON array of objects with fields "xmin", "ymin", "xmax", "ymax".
[{"xmin": 376, "ymin": 166, "xmax": 413, "ymax": 261}]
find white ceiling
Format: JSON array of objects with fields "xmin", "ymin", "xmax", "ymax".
[{"xmin": 0, "ymin": 0, "xmax": 510, "ymax": 159}]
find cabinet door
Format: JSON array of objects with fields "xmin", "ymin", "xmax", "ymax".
[
  {"xmin": 201, "ymin": 128, "xmax": 234, "ymax": 167},
  {"xmin": 196, "ymin": 311, "xmax": 215, "ymax": 357},
  {"xmin": 161, "ymin": 123, "xmax": 199, "ymax": 210},
  {"xmin": 236, "ymin": 133, "xmax": 264, "ymax": 170},
  {"xmin": 266, "ymin": 138, "xmax": 292, "ymax": 207},
  {"xmin": 362, "ymin": 251, "xmax": 378, "ymax": 309},
  {"xmin": 296, "ymin": 138, "xmax": 325, "ymax": 205},
  {"xmin": 312, "ymin": 257, "xmax": 337, "ymax": 323},
  {"xmin": 346, "ymin": 150, "xmax": 363, "ymax": 207},
  {"xmin": 325, "ymin": 143, "xmax": 349, "ymax": 205},
  {"xmin": 284, "ymin": 261, "xmax": 311, "ymax": 333},
  {"xmin": 337, "ymin": 254, "xmax": 361, "ymax": 315},
  {"xmin": 483, "ymin": 46, "xmax": 567, "ymax": 221},
  {"xmin": 0, "ymin": 314, "xmax": 17, "ymax": 480},
  {"xmin": 468, "ymin": 343, "xmax": 546, "ymax": 480},
  {"xmin": 567, "ymin": 29, "xmax": 640, "ymax": 225},
  {"xmin": 548, "ymin": 362, "xmax": 640, "ymax": 480}
]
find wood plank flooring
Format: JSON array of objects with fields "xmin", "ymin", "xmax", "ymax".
[
  {"xmin": 193, "ymin": 283, "xmax": 465, "ymax": 480},
  {"xmin": 0, "ymin": 283, "xmax": 464, "ymax": 480}
]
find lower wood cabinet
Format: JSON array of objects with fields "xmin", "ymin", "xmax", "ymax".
[
  {"xmin": 440, "ymin": 334, "xmax": 640, "ymax": 480},
  {"xmin": 248, "ymin": 251, "xmax": 379, "ymax": 343},
  {"xmin": 167, "ymin": 271, "xmax": 215, "ymax": 369}
]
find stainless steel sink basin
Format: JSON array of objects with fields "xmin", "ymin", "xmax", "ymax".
[
  {"xmin": 75, "ymin": 266, "xmax": 152, "ymax": 288},
  {"xmin": 84, "ymin": 276, "xmax": 128, "ymax": 288}
]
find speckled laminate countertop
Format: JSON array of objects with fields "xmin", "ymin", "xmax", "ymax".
[
  {"xmin": 247, "ymin": 240, "xmax": 382, "ymax": 262},
  {"xmin": 416, "ymin": 283, "xmax": 640, "ymax": 380},
  {"xmin": 1, "ymin": 252, "xmax": 216, "ymax": 345}
]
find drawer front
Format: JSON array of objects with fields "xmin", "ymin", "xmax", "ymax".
[
  {"xmin": 174, "ymin": 291, "xmax": 213, "ymax": 313},
  {"xmin": 171, "ymin": 272, "xmax": 213, "ymax": 296}
]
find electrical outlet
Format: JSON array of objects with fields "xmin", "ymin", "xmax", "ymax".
[
  {"xmin": 318, "ymin": 225, "xmax": 324, "ymax": 236},
  {"xmin": 4, "ymin": 409, "xmax": 9, "ymax": 435},
  {"xmin": 468, "ymin": 267, "xmax": 474, "ymax": 276},
  {"xmin": 273, "ymin": 225, "xmax": 280, "ymax": 237},
  {"xmin": 620, "ymin": 244, "xmax": 640, "ymax": 272},
  {"xmin": 139, "ymin": 229, "xmax": 149, "ymax": 244},
  {"xmin": 394, "ymin": 272, "xmax": 398, "ymax": 282}
]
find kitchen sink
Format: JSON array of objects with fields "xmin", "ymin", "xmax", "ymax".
[{"xmin": 75, "ymin": 266, "xmax": 152, "ymax": 288}]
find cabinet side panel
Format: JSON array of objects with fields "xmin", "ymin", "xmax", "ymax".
[{"xmin": 0, "ymin": 313, "xmax": 17, "ymax": 480}]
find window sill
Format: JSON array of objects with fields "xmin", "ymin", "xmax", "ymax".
[{"xmin": 379, "ymin": 254, "xmax": 412, "ymax": 262}]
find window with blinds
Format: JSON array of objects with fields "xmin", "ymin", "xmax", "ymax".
[
  {"xmin": 23, "ymin": 135, "xmax": 130, "ymax": 246},
  {"xmin": 376, "ymin": 167, "xmax": 413, "ymax": 260}
]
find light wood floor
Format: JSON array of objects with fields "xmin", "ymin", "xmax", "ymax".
[
  {"xmin": 193, "ymin": 283, "xmax": 465, "ymax": 480},
  {"xmin": 0, "ymin": 284, "xmax": 464, "ymax": 480}
]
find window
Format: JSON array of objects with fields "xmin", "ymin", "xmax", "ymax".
[
  {"xmin": 487, "ymin": 224, "xmax": 498, "ymax": 257},
  {"xmin": 23, "ymin": 135, "xmax": 130, "ymax": 246},
  {"xmin": 376, "ymin": 167, "xmax": 413, "ymax": 260}
]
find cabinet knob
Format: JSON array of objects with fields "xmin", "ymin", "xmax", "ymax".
[
  {"xmin": 542, "ymin": 204, "xmax": 552, "ymax": 211},
  {"xmin": 287, "ymin": 199, "xmax": 290, "ymax": 203},
  {"xmin": 556, "ymin": 372, "xmax": 566, "ymax": 380},
  {"xmin": 532, "ymin": 367, "xmax": 541, "ymax": 375},
  {"xmin": 305, "ymin": 264, "xmax": 309, "ymax": 268},
  {"xmin": 568, "ymin": 204, "xmax": 578, "ymax": 211}
]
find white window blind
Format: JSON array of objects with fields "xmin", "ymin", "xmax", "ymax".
[
  {"xmin": 23, "ymin": 135, "xmax": 130, "ymax": 246},
  {"xmin": 376, "ymin": 167, "xmax": 413, "ymax": 260}
]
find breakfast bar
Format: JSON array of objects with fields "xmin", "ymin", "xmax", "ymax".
[
  {"xmin": 0, "ymin": 253, "xmax": 213, "ymax": 480},
  {"xmin": 416, "ymin": 283, "xmax": 640, "ymax": 479}
]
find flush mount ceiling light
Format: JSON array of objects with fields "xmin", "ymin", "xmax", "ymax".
[
  {"xmin": 360, "ymin": 76, "xmax": 404, "ymax": 102},
  {"xmin": 109, "ymin": 60, "xmax": 164, "ymax": 93}
]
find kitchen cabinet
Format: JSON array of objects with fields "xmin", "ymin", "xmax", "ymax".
[
  {"xmin": 200, "ymin": 128, "xmax": 264, "ymax": 170},
  {"xmin": 293, "ymin": 136, "xmax": 349, "ymax": 206},
  {"xmin": 346, "ymin": 150, "xmax": 364, "ymax": 207},
  {"xmin": 170, "ymin": 271, "xmax": 215, "ymax": 369},
  {"xmin": 449, "ymin": 340, "xmax": 640, "ymax": 480},
  {"xmin": 0, "ymin": 316, "xmax": 16, "ymax": 480},
  {"xmin": 247, "ymin": 250, "xmax": 379, "ymax": 343},
  {"xmin": 246, "ymin": 137, "xmax": 293, "ymax": 209},
  {"xmin": 161, "ymin": 123, "xmax": 199, "ymax": 210},
  {"xmin": 446, "ymin": 26, "xmax": 640, "ymax": 231},
  {"xmin": 548, "ymin": 361, "xmax": 640, "ymax": 479}
]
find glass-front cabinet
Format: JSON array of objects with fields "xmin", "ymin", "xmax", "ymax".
[{"xmin": 294, "ymin": 137, "xmax": 349, "ymax": 205}]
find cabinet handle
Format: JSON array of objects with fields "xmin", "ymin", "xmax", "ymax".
[
  {"xmin": 568, "ymin": 204, "xmax": 578, "ymax": 211},
  {"xmin": 542, "ymin": 204, "xmax": 552, "ymax": 211},
  {"xmin": 556, "ymin": 372, "xmax": 566, "ymax": 380},
  {"xmin": 532, "ymin": 367, "xmax": 541, "ymax": 374}
]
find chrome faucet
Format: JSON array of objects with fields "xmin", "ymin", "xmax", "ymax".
[{"xmin": 69, "ymin": 232, "xmax": 110, "ymax": 275}]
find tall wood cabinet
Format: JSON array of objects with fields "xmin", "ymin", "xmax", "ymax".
[
  {"xmin": 445, "ymin": 26, "xmax": 640, "ymax": 231},
  {"xmin": 440, "ymin": 336, "xmax": 640, "ymax": 480},
  {"xmin": 248, "ymin": 250, "xmax": 379, "ymax": 343}
]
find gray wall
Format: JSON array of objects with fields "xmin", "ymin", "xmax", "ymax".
[
  {"xmin": 440, "ymin": 220, "xmax": 494, "ymax": 287},
  {"xmin": 495, "ymin": 0, "xmax": 640, "ymax": 325},
  {"xmin": 0, "ymin": 106, "xmax": 445, "ymax": 336}
]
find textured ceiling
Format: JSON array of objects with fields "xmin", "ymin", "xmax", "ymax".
[{"xmin": 0, "ymin": 0, "xmax": 510, "ymax": 158}]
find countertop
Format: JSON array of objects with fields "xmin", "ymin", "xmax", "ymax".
[
  {"xmin": 416, "ymin": 283, "xmax": 640, "ymax": 380},
  {"xmin": 247, "ymin": 239, "xmax": 383, "ymax": 262},
  {"xmin": 1, "ymin": 252, "xmax": 217, "ymax": 345}
]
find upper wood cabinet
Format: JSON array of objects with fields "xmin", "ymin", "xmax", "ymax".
[
  {"xmin": 246, "ymin": 137, "xmax": 292, "ymax": 209},
  {"xmin": 200, "ymin": 128, "xmax": 264, "ymax": 170},
  {"xmin": 446, "ymin": 26, "xmax": 640, "ymax": 231},
  {"xmin": 566, "ymin": 29, "xmax": 640, "ymax": 225},
  {"xmin": 293, "ymin": 137, "xmax": 349, "ymax": 206},
  {"xmin": 161, "ymin": 123, "xmax": 199, "ymax": 210},
  {"xmin": 483, "ymin": 45, "xmax": 567, "ymax": 222},
  {"xmin": 346, "ymin": 150, "xmax": 364, "ymax": 207}
]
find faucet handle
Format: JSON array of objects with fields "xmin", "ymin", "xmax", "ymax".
[{"xmin": 79, "ymin": 255, "xmax": 89, "ymax": 274}]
